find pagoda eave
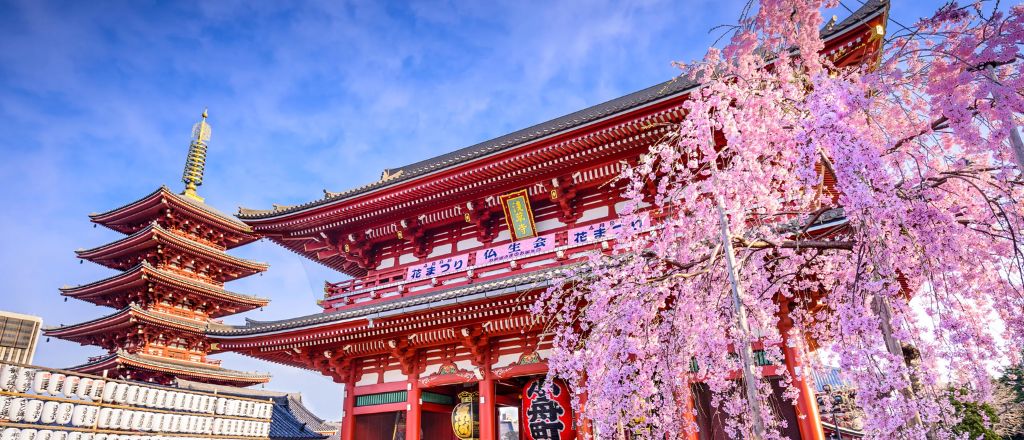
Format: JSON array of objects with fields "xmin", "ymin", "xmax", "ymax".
[
  {"xmin": 59, "ymin": 262, "xmax": 269, "ymax": 317},
  {"xmin": 75, "ymin": 222, "xmax": 268, "ymax": 282},
  {"xmin": 90, "ymin": 187, "xmax": 260, "ymax": 248},
  {"xmin": 43, "ymin": 305, "xmax": 206, "ymax": 343},
  {"xmin": 68, "ymin": 351, "xmax": 270, "ymax": 387}
]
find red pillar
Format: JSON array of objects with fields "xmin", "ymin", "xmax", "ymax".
[
  {"xmin": 779, "ymin": 304, "xmax": 825, "ymax": 440},
  {"xmin": 682, "ymin": 383, "xmax": 699, "ymax": 440},
  {"xmin": 479, "ymin": 374, "xmax": 497, "ymax": 440},
  {"xmin": 340, "ymin": 381, "xmax": 356, "ymax": 440},
  {"xmin": 406, "ymin": 379, "xmax": 422, "ymax": 440}
]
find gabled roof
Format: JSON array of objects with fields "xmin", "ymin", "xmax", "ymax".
[
  {"xmin": 60, "ymin": 261, "xmax": 269, "ymax": 317},
  {"xmin": 76, "ymin": 222, "xmax": 268, "ymax": 281},
  {"xmin": 236, "ymin": 0, "xmax": 888, "ymax": 223},
  {"xmin": 90, "ymin": 186, "xmax": 259, "ymax": 247},
  {"xmin": 68, "ymin": 350, "xmax": 270, "ymax": 386}
]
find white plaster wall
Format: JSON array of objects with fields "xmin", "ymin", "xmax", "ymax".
[
  {"xmin": 495, "ymin": 229, "xmax": 511, "ymax": 242},
  {"xmin": 535, "ymin": 218, "xmax": 566, "ymax": 233},
  {"xmin": 578, "ymin": 206, "xmax": 609, "ymax": 223},
  {"xmin": 493, "ymin": 352, "xmax": 521, "ymax": 368},
  {"xmin": 398, "ymin": 253, "xmax": 418, "ymax": 264},
  {"xmin": 454, "ymin": 359, "xmax": 475, "ymax": 371},
  {"xmin": 355, "ymin": 373, "xmax": 379, "ymax": 387},
  {"xmin": 614, "ymin": 200, "xmax": 651, "ymax": 215},
  {"xmin": 457, "ymin": 237, "xmax": 483, "ymax": 251},
  {"xmin": 427, "ymin": 243, "xmax": 452, "ymax": 258},
  {"xmin": 375, "ymin": 257, "xmax": 395, "ymax": 270},
  {"xmin": 382, "ymin": 369, "xmax": 407, "ymax": 383},
  {"xmin": 422, "ymin": 363, "xmax": 442, "ymax": 377}
]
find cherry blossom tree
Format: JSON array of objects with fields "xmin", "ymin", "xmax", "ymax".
[{"xmin": 534, "ymin": 1, "xmax": 1024, "ymax": 439}]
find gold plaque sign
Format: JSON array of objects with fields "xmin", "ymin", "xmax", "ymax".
[{"xmin": 499, "ymin": 189, "xmax": 537, "ymax": 241}]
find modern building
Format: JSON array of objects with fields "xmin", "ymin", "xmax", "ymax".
[
  {"xmin": 0, "ymin": 310, "xmax": 42, "ymax": 364},
  {"xmin": 201, "ymin": 1, "xmax": 890, "ymax": 439},
  {"xmin": 46, "ymin": 111, "xmax": 271, "ymax": 387}
]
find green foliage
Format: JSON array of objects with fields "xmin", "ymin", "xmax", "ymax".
[{"xmin": 949, "ymin": 388, "xmax": 1001, "ymax": 440}]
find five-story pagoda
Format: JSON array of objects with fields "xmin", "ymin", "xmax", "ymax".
[{"xmin": 46, "ymin": 110, "xmax": 272, "ymax": 387}]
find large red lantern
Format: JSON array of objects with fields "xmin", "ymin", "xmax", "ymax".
[{"xmin": 522, "ymin": 377, "xmax": 576, "ymax": 440}]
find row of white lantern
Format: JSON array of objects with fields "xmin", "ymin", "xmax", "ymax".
[
  {"xmin": 0, "ymin": 429, "xmax": 259, "ymax": 440},
  {"xmin": 0, "ymin": 366, "xmax": 271, "ymax": 419},
  {"xmin": 0, "ymin": 397, "xmax": 269, "ymax": 437}
]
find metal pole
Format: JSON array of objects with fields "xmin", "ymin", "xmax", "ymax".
[{"xmin": 716, "ymin": 196, "xmax": 766, "ymax": 439}]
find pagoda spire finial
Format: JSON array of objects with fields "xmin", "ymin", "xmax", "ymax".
[{"xmin": 182, "ymin": 108, "xmax": 211, "ymax": 202}]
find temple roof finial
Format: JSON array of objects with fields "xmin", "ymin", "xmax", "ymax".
[{"xmin": 182, "ymin": 108, "xmax": 211, "ymax": 203}]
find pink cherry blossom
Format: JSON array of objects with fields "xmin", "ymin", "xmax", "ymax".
[{"xmin": 535, "ymin": 2, "xmax": 1024, "ymax": 439}]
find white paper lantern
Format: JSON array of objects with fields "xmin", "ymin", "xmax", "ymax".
[
  {"xmin": 40, "ymin": 401, "xmax": 59, "ymax": 424},
  {"xmin": 60, "ymin": 376, "xmax": 80, "ymax": 397},
  {"xmin": 0, "ymin": 365, "xmax": 17, "ymax": 391},
  {"xmin": 8, "ymin": 398, "xmax": 25, "ymax": 422},
  {"xmin": 97, "ymin": 407, "xmax": 112, "ymax": 429},
  {"xmin": 71, "ymin": 405, "xmax": 89, "ymax": 427},
  {"xmin": 214, "ymin": 398, "xmax": 226, "ymax": 415},
  {"xmin": 211, "ymin": 418, "xmax": 223, "ymax": 435},
  {"xmin": 126, "ymin": 386, "xmax": 140, "ymax": 405},
  {"xmin": 141, "ymin": 388, "xmax": 155, "ymax": 407},
  {"xmin": 86, "ymin": 406, "xmax": 100, "ymax": 426},
  {"xmin": 36, "ymin": 430, "xmax": 51, "ymax": 440},
  {"xmin": 88, "ymin": 380, "xmax": 103, "ymax": 401},
  {"xmin": 23, "ymin": 399, "xmax": 44, "ymax": 423},
  {"xmin": 106, "ymin": 435, "xmax": 118, "ymax": 440},
  {"xmin": 56, "ymin": 403, "xmax": 74, "ymax": 425},
  {"xmin": 101, "ymin": 382, "xmax": 117, "ymax": 402},
  {"xmin": 117, "ymin": 409, "xmax": 133, "ymax": 430},
  {"xmin": 0, "ymin": 428, "xmax": 17, "ymax": 440},
  {"xmin": 141, "ymin": 411, "xmax": 154, "ymax": 431},
  {"xmin": 93, "ymin": 434, "xmax": 107, "ymax": 440},
  {"xmin": 50, "ymin": 432, "xmax": 66, "ymax": 440},
  {"xmin": 66, "ymin": 432, "xmax": 81, "ymax": 440},
  {"xmin": 46, "ymin": 374, "xmax": 66, "ymax": 396},
  {"xmin": 113, "ymin": 383, "xmax": 129, "ymax": 404},
  {"xmin": 16, "ymin": 429, "xmax": 36, "ymax": 440},
  {"xmin": 14, "ymin": 368, "xmax": 32, "ymax": 393},
  {"xmin": 76, "ymin": 378, "xmax": 93, "ymax": 400},
  {"xmin": 80, "ymin": 434, "xmax": 93, "ymax": 440},
  {"xmin": 0, "ymin": 396, "xmax": 11, "ymax": 421},
  {"xmin": 31, "ymin": 371, "xmax": 51, "ymax": 394}
]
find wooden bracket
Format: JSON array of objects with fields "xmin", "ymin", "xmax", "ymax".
[
  {"xmin": 464, "ymin": 200, "xmax": 499, "ymax": 243},
  {"xmin": 546, "ymin": 175, "xmax": 580, "ymax": 224},
  {"xmin": 459, "ymin": 327, "xmax": 491, "ymax": 369}
]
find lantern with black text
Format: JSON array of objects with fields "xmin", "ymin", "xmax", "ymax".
[
  {"xmin": 522, "ymin": 378, "xmax": 575, "ymax": 440},
  {"xmin": 451, "ymin": 391, "xmax": 479, "ymax": 440}
]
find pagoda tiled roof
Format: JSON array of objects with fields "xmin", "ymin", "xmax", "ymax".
[
  {"xmin": 67, "ymin": 350, "xmax": 271, "ymax": 385},
  {"xmin": 76, "ymin": 222, "xmax": 269, "ymax": 278},
  {"xmin": 59, "ymin": 261, "xmax": 269, "ymax": 316},
  {"xmin": 91, "ymin": 186, "xmax": 258, "ymax": 245},
  {"xmin": 209, "ymin": 265, "xmax": 560, "ymax": 337},
  {"xmin": 235, "ymin": 0, "xmax": 888, "ymax": 222},
  {"xmin": 43, "ymin": 303, "xmax": 207, "ymax": 338}
]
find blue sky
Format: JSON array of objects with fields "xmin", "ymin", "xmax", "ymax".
[{"xmin": 0, "ymin": 0, "xmax": 940, "ymax": 421}]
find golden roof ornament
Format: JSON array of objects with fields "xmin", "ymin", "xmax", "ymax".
[{"xmin": 182, "ymin": 108, "xmax": 211, "ymax": 202}]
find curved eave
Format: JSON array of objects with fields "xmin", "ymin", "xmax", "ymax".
[
  {"xmin": 69, "ymin": 352, "xmax": 270, "ymax": 386},
  {"xmin": 76, "ymin": 223, "xmax": 269, "ymax": 279},
  {"xmin": 210, "ymin": 266, "xmax": 559, "ymax": 339},
  {"xmin": 90, "ymin": 187, "xmax": 259, "ymax": 247},
  {"xmin": 60, "ymin": 262, "xmax": 270, "ymax": 316},
  {"xmin": 44, "ymin": 305, "xmax": 206, "ymax": 340},
  {"xmin": 235, "ymin": 1, "xmax": 888, "ymax": 226}
]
